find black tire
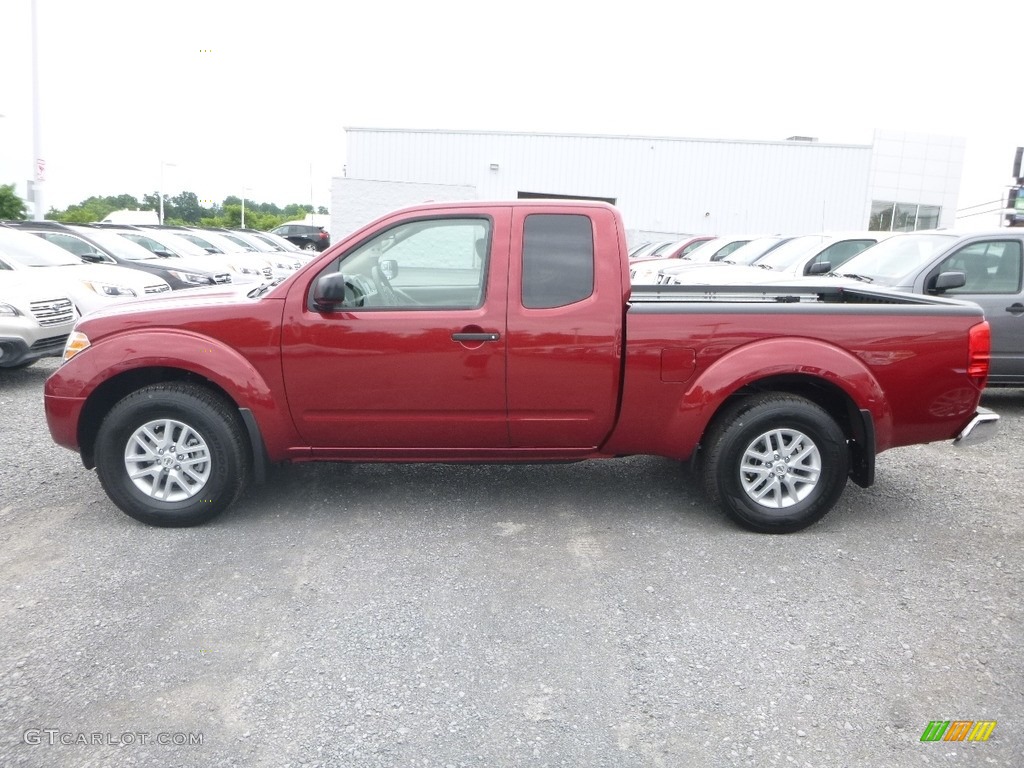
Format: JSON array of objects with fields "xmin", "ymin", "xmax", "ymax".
[
  {"xmin": 94, "ymin": 383, "xmax": 250, "ymax": 527},
  {"xmin": 301, "ymin": 241, "xmax": 318, "ymax": 252},
  {"xmin": 702, "ymin": 393, "xmax": 849, "ymax": 533}
]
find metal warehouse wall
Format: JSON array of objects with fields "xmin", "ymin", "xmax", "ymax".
[{"xmin": 342, "ymin": 128, "xmax": 875, "ymax": 237}]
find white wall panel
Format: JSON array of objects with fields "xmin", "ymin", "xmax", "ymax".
[{"xmin": 339, "ymin": 128, "xmax": 963, "ymax": 236}]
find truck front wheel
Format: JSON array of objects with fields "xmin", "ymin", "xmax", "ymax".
[
  {"xmin": 94, "ymin": 383, "xmax": 250, "ymax": 527},
  {"xmin": 702, "ymin": 394, "xmax": 849, "ymax": 533}
]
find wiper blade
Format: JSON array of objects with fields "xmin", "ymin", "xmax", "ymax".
[
  {"xmin": 837, "ymin": 273, "xmax": 873, "ymax": 283},
  {"xmin": 247, "ymin": 279, "xmax": 282, "ymax": 298}
]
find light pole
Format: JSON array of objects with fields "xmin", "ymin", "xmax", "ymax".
[
  {"xmin": 31, "ymin": 0, "xmax": 45, "ymax": 220},
  {"xmin": 159, "ymin": 161, "xmax": 176, "ymax": 224},
  {"xmin": 241, "ymin": 186, "xmax": 252, "ymax": 228}
]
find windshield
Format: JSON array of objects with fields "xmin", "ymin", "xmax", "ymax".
[
  {"xmin": 753, "ymin": 235, "xmax": 826, "ymax": 270},
  {"xmin": 247, "ymin": 232, "xmax": 295, "ymax": 252},
  {"xmin": 835, "ymin": 234, "xmax": 957, "ymax": 283},
  {"xmin": 117, "ymin": 231, "xmax": 210, "ymax": 258},
  {"xmin": 722, "ymin": 237, "xmax": 788, "ymax": 265},
  {"xmin": 216, "ymin": 232, "xmax": 260, "ymax": 252},
  {"xmin": 0, "ymin": 228, "xmax": 83, "ymax": 266},
  {"xmin": 68, "ymin": 227, "xmax": 159, "ymax": 261},
  {"xmin": 680, "ymin": 238, "xmax": 752, "ymax": 263}
]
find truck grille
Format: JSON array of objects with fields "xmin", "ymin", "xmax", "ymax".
[
  {"xmin": 29, "ymin": 298, "xmax": 74, "ymax": 326},
  {"xmin": 144, "ymin": 284, "xmax": 171, "ymax": 294}
]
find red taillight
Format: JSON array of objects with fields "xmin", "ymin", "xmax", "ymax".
[
  {"xmin": 318, "ymin": 231, "xmax": 328, "ymax": 240},
  {"xmin": 967, "ymin": 321, "xmax": 990, "ymax": 387}
]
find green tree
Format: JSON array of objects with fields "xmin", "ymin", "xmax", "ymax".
[
  {"xmin": 317, "ymin": 206, "xmax": 329, "ymax": 215},
  {"xmin": 170, "ymin": 191, "xmax": 209, "ymax": 224},
  {"xmin": 48, "ymin": 193, "xmax": 150, "ymax": 223},
  {"xmin": 0, "ymin": 183, "xmax": 28, "ymax": 219}
]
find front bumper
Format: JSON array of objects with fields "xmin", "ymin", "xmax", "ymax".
[
  {"xmin": 0, "ymin": 333, "xmax": 69, "ymax": 368},
  {"xmin": 953, "ymin": 407, "xmax": 1000, "ymax": 447}
]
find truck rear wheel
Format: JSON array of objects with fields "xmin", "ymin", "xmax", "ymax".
[
  {"xmin": 94, "ymin": 383, "xmax": 250, "ymax": 527},
  {"xmin": 702, "ymin": 393, "xmax": 849, "ymax": 533}
]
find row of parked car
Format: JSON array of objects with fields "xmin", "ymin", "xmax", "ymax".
[
  {"xmin": 0, "ymin": 220, "xmax": 318, "ymax": 371},
  {"xmin": 629, "ymin": 229, "xmax": 1024, "ymax": 387}
]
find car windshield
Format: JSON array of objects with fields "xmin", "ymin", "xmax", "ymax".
[
  {"xmin": 835, "ymin": 234, "xmax": 957, "ymax": 283},
  {"xmin": 0, "ymin": 228, "xmax": 83, "ymax": 267},
  {"xmin": 753, "ymin": 235, "xmax": 827, "ymax": 270},
  {"xmin": 215, "ymin": 232, "xmax": 260, "ymax": 252},
  {"xmin": 628, "ymin": 240, "xmax": 672, "ymax": 260},
  {"xmin": 721, "ymin": 237, "xmax": 788, "ymax": 265},
  {"xmin": 69, "ymin": 227, "xmax": 159, "ymax": 261},
  {"xmin": 118, "ymin": 231, "xmax": 210, "ymax": 258},
  {"xmin": 681, "ymin": 238, "xmax": 752, "ymax": 263},
  {"xmin": 245, "ymin": 232, "xmax": 293, "ymax": 252}
]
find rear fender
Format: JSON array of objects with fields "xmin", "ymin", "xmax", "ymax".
[{"xmin": 667, "ymin": 337, "xmax": 893, "ymax": 460}]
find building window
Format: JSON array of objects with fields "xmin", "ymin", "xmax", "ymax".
[
  {"xmin": 870, "ymin": 201, "xmax": 941, "ymax": 232},
  {"xmin": 522, "ymin": 214, "xmax": 594, "ymax": 309}
]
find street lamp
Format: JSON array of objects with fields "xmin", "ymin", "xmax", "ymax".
[{"xmin": 159, "ymin": 161, "xmax": 176, "ymax": 224}]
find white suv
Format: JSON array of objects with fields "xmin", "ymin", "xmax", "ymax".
[{"xmin": 0, "ymin": 270, "xmax": 77, "ymax": 370}]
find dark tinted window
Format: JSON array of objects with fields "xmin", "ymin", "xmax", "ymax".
[{"xmin": 522, "ymin": 214, "xmax": 594, "ymax": 309}]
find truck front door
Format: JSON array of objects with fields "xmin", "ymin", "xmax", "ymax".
[{"xmin": 281, "ymin": 212, "xmax": 511, "ymax": 449}]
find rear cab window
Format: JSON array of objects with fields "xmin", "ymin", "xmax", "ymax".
[{"xmin": 521, "ymin": 214, "xmax": 594, "ymax": 309}]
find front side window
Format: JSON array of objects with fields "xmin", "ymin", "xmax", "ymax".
[
  {"xmin": 323, "ymin": 217, "xmax": 491, "ymax": 310},
  {"xmin": 810, "ymin": 239, "xmax": 876, "ymax": 272},
  {"xmin": 522, "ymin": 214, "xmax": 594, "ymax": 309},
  {"xmin": 933, "ymin": 240, "xmax": 1023, "ymax": 294},
  {"xmin": 38, "ymin": 233, "xmax": 110, "ymax": 261}
]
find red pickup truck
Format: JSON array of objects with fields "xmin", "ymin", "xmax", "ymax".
[{"xmin": 44, "ymin": 201, "xmax": 999, "ymax": 533}]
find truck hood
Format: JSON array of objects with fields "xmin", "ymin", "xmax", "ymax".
[{"xmin": 79, "ymin": 282, "xmax": 269, "ymax": 326}]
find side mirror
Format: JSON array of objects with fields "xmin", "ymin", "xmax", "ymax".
[
  {"xmin": 806, "ymin": 261, "xmax": 831, "ymax": 275},
  {"xmin": 380, "ymin": 259, "xmax": 398, "ymax": 280},
  {"xmin": 313, "ymin": 272, "xmax": 364, "ymax": 311},
  {"xmin": 80, "ymin": 253, "xmax": 106, "ymax": 264},
  {"xmin": 934, "ymin": 271, "xmax": 966, "ymax": 291}
]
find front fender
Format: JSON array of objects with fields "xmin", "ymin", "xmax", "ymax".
[{"xmin": 46, "ymin": 329, "xmax": 296, "ymax": 461}]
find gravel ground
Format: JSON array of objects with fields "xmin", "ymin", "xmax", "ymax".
[{"xmin": 0, "ymin": 358, "xmax": 1021, "ymax": 767}]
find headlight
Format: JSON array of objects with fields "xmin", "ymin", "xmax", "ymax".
[
  {"xmin": 62, "ymin": 331, "xmax": 90, "ymax": 363},
  {"xmin": 0, "ymin": 302, "xmax": 20, "ymax": 317},
  {"xmin": 230, "ymin": 264, "xmax": 260, "ymax": 276},
  {"xmin": 167, "ymin": 270, "xmax": 214, "ymax": 286},
  {"xmin": 84, "ymin": 281, "xmax": 137, "ymax": 297}
]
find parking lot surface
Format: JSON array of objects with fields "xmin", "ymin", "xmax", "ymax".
[{"xmin": 1, "ymin": 359, "xmax": 1021, "ymax": 767}]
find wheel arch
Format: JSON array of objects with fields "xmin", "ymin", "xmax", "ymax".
[
  {"xmin": 671, "ymin": 337, "xmax": 892, "ymax": 486},
  {"xmin": 694, "ymin": 374, "xmax": 876, "ymax": 487},
  {"xmin": 77, "ymin": 367, "xmax": 268, "ymax": 482}
]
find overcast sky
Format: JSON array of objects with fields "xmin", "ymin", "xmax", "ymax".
[{"xmin": 0, "ymin": 0, "xmax": 1018, "ymax": 228}]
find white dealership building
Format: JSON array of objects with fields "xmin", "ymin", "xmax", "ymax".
[{"xmin": 330, "ymin": 127, "xmax": 965, "ymax": 245}]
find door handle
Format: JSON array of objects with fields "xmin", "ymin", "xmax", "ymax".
[
  {"xmin": 451, "ymin": 332, "xmax": 501, "ymax": 342},
  {"xmin": 1005, "ymin": 303, "xmax": 1024, "ymax": 315}
]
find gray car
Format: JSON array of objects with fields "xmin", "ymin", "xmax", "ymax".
[{"xmin": 824, "ymin": 230, "xmax": 1024, "ymax": 386}]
